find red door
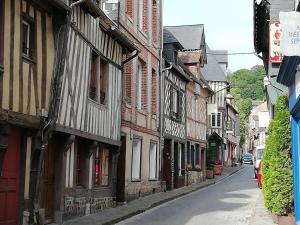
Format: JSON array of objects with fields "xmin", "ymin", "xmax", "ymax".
[{"xmin": 0, "ymin": 129, "xmax": 20, "ymax": 225}]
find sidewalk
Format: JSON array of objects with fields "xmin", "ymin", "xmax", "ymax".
[
  {"xmin": 249, "ymin": 192, "xmax": 274, "ymax": 225},
  {"xmin": 63, "ymin": 166, "xmax": 244, "ymax": 225}
]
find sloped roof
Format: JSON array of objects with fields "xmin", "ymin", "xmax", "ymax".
[
  {"xmin": 163, "ymin": 28, "xmax": 183, "ymax": 49},
  {"xmin": 164, "ymin": 24, "xmax": 204, "ymax": 50},
  {"xmin": 201, "ymin": 45, "xmax": 229, "ymax": 82},
  {"xmin": 251, "ymin": 102, "xmax": 268, "ymax": 116},
  {"xmin": 211, "ymin": 50, "xmax": 228, "ymax": 65}
]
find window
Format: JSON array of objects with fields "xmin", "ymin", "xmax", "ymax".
[
  {"xmin": 178, "ymin": 143, "xmax": 185, "ymax": 176},
  {"xmin": 136, "ymin": 61, "xmax": 143, "ymax": 110},
  {"xmin": 89, "ymin": 52, "xmax": 109, "ymax": 105},
  {"xmin": 149, "ymin": 142, "xmax": 157, "ymax": 180},
  {"xmin": 138, "ymin": 0, "xmax": 144, "ymax": 30},
  {"xmin": 94, "ymin": 147, "xmax": 109, "ymax": 186},
  {"xmin": 211, "ymin": 112, "xmax": 222, "ymax": 128},
  {"xmin": 132, "ymin": 138, "xmax": 142, "ymax": 180},
  {"xmin": 22, "ymin": 20, "xmax": 34, "ymax": 58},
  {"xmin": 0, "ymin": 0, "xmax": 4, "ymax": 68},
  {"xmin": 90, "ymin": 52, "xmax": 98, "ymax": 101},
  {"xmin": 99, "ymin": 59, "xmax": 108, "ymax": 105},
  {"xmin": 76, "ymin": 147, "xmax": 84, "ymax": 186},
  {"xmin": 170, "ymin": 87, "xmax": 183, "ymax": 120}
]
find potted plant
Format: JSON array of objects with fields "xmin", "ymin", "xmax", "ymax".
[
  {"xmin": 186, "ymin": 164, "xmax": 192, "ymax": 171},
  {"xmin": 213, "ymin": 160, "xmax": 222, "ymax": 175},
  {"xmin": 206, "ymin": 164, "xmax": 214, "ymax": 179},
  {"xmin": 195, "ymin": 164, "xmax": 201, "ymax": 171}
]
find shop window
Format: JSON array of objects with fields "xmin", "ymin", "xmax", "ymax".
[
  {"xmin": 94, "ymin": 147, "xmax": 109, "ymax": 186},
  {"xmin": 76, "ymin": 147, "xmax": 84, "ymax": 186},
  {"xmin": 149, "ymin": 142, "xmax": 157, "ymax": 180},
  {"xmin": 132, "ymin": 138, "xmax": 142, "ymax": 180},
  {"xmin": 22, "ymin": 19, "xmax": 35, "ymax": 59}
]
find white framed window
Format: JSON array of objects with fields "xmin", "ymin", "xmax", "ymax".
[
  {"xmin": 172, "ymin": 88, "xmax": 178, "ymax": 114},
  {"xmin": 178, "ymin": 144, "xmax": 182, "ymax": 176},
  {"xmin": 211, "ymin": 112, "xmax": 222, "ymax": 128},
  {"xmin": 22, "ymin": 20, "xmax": 31, "ymax": 57},
  {"xmin": 138, "ymin": 0, "xmax": 144, "ymax": 30},
  {"xmin": 132, "ymin": 138, "xmax": 142, "ymax": 180},
  {"xmin": 136, "ymin": 61, "xmax": 143, "ymax": 110},
  {"xmin": 149, "ymin": 142, "xmax": 157, "ymax": 180}
]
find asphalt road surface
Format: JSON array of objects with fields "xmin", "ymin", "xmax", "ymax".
[{"xmin": 116, "ymin": 165, "xmax": 262, "ymax": 225}]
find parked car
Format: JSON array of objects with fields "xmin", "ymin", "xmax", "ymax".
[
  {"xmin": 242, "ymin": 153, "xmax": 253, "ymax": 165},
  {"xmin": 254, "ymin": 146, "xmax": 264, "ymax": 179},
  {"xmin": 257, "ymin": 161, "xmax": 262, "ymax": 189}
]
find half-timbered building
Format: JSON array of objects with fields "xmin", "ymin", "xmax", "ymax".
[
  {"xmin": 116, "ymin": 0, "xmax": 162, "ymax": 202},
  {"xmin": 161, "ymin": 29, "xmax": 191, "ymax": 190},
  {"xmin": 39, "ymin": 1, "xmax": 137, "ymax": 224},
  {"xmin": 0, "ymin": 0, "xmax": 70, "ymax": 225},
  {"xmin": 202, "ymin": 46, "xmax": 230, "ymax": 164},
  {"xmin": 166, "ymin": 25, "xmax": 213, "ymax": 185}
]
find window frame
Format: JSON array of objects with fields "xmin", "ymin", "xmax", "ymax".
[
  {"xmin": 136, "ymin": 61, "xmax": 143, "ymax": 110},
  {"xmin": 89, "ymin": 51, "xmax": 109, "ymax": 105},
  {"xmin": 21, "ymin": 18, "xmax": 35, "ymax": 60},
  {"xmin": 138, "ymin": 0, "xmax": 144, "ymax": 30},
  {"xmin": 170, "ymin": 86, "xmax": 183, "ymax": 121},
  {"xmin": 149, "ymin": 141, "xmax": 158, "ymax": 180},
  {"xmin": 131, "ymin": 137, "xmax": 142, "ymax": 181},
  {"xmin": 94, "ymin": 147, "xmax": 110, "ymax": 187},
  {"xmin": 211, "ymin": 112, "xmax": 222, "ymax": 128}
]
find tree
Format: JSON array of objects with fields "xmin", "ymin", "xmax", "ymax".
[
  {"xmin": 229, "ymin": 65, "xmax": 265, "ymax": 146},
  {"xmin": 262, "ymin": 95, "xmax": 293, "ymax": 215}
]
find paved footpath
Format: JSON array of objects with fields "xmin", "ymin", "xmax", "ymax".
[{"xmin": 63, "ymin": 165, "xmax": 274, "ymax": 225}]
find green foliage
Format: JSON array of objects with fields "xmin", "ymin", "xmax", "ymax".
[
  {"xmin": 229, "ymin": 65, "xmax": 265, "ymax": 146},
  {"xmin": 262, "ymin": 95, "xmax": 293, "ymax": 216}
]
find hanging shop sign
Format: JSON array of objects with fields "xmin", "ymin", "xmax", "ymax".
[
  {"xmin": 280, "ymin": 11, "xmax": 300, "ymax": 56},
  {"xmin": 269, "ymin": 21, "xmax": 283, "ymax": 63}
]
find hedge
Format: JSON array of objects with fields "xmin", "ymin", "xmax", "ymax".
[{"xmin": 262, "ymin": 94, "xmax": 293, "ymax": 215}]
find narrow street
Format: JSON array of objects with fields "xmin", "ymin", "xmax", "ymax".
[{"xmin": 117, "ymin": 166, "xmax": 273, "ymax": 225}]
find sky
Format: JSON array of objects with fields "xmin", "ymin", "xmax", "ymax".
[{"xmin": 163, "ymin": 0, "xmax": 263, "ymax": 72}]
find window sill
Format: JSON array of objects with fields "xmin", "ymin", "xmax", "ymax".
[
  {"xmin": 88, "ymin": 98, "xmax": 108, "ymax": 109},
  {"xmin": 131, "ymin": 179, "xmax": 141, "ymax": 182},
  {"xmin": 148, "ymin": 178, "xmax": 158, "ymax": 182},
  {"xmin": 22, "ymin": 55, "xmax": 36, "ymax": 64}
]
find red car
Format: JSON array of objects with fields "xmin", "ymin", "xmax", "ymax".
[{"xmin": 257, "ymin": 161, "xmax": 262, "ymax": 189}]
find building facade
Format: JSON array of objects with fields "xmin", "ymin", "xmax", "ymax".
[
  {"xmin": 165, "ymin": 25, "xmax": 213, "ymax": 184},
  {"xmin": 0, "ymin": 1, "xmax": 70, "ymax": 224},
  {"xmin": 117, "ymin": 0, "xmax": 162, "ymax": 202},
  {"xmin": 202, "ymin": 46, "xmax": 230, "ymax": 165},
  {"xmin": 161, "ymin": 29, "xmax": 190, "ymax": 190}
]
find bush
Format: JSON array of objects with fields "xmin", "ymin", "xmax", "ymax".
[{"xmin": 262, "ymin": 94, "xmax": 293, "ymax": 215}]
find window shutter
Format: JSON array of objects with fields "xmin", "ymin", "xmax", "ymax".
[{"xmin": 217, "ymin": 113, "xmax": 221, "ymax": 127}]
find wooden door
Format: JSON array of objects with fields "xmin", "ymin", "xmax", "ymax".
[
  {"xmin": 163, "ymin": 139, "xmax": 172, "ymax": 190},
  {"xmin": 0, "ymin": 129, "xmax": 20, "ymax": 225},
  {"xmin": 117, "ymin": 136, "xmax": 126, "ymax": 202},
  {"xmin": 41, "ymin": 139, "xmax": 56, "ymax": 221}
]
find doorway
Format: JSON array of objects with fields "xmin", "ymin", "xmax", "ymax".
[{"xmin": 0, "ymin": 129, "xmax": 20, "ymax": 225}]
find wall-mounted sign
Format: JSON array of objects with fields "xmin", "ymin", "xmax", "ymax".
[
  {"xmin": 269, "ymin": 21, "xmax": 283, "ymax": 63},
  {"xmin": 280, "ymin": 11, "xmax": 300, "ymax": 56}
]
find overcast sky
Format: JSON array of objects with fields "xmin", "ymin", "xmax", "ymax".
[{"xmin": 163, "ymin": 0, "xmax": 263, "ymax": 72}]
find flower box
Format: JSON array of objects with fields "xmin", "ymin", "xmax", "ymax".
[
  {"xmin": 213, "ymin": 165, "xmax": 222, "ymax": 175},
  {"xmin": 206, "ymin": 170, "xmax": 214, "ymax": 179}
]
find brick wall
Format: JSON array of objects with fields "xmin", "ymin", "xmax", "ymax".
[
  {"xmin": 126, "ymin": 0, "xmax": 133, "ymax": 17},
  {"xmin": 152, "ymin": 1, "xmax": 158, "ymax": 44}
]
